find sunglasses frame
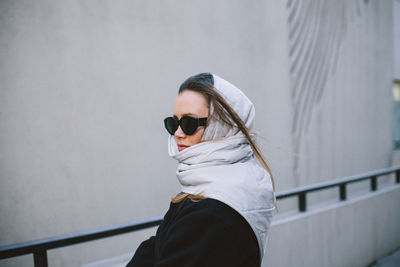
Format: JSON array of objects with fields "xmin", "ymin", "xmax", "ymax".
[{"xmin": 164, "ymin": 115, "xmax": 208, "ymax": 135}]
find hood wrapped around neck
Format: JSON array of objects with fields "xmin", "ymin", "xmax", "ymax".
[{"xmin": 168, "ymin": 73, "xmax": 276, "ymax": 264}]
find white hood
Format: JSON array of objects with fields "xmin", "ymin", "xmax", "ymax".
[{"xmin": 168, "ymin": 73, "xmax": 275, "ymax": 263}]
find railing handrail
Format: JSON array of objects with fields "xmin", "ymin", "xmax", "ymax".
[
  {"xmin": 276, "ymin": 165, "xmax": 400, "ymax": 198},
  {"xmin": 0, "ymin": 217, "xmax": 163, "ymax": 260},
  {"xmin": 1, "ymin": 165, "xmax": 400, "ymax": 266}
]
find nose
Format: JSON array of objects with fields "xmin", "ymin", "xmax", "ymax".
[{"xmin": 174, "ymin": 125, "xmax": 186, "ymax": 138}]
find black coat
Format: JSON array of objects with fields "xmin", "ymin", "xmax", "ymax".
[{"xmin": 126, "ymin": 197, "xmax": 260, "ymax": 267}]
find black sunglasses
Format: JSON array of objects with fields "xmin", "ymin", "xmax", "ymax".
[{"xmin": 164, "ymin": 116, "xmax": 207, "ymax": 135}]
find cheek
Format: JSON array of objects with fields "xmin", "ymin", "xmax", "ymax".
[{"xmin": 189, "ymin": 128, "xmax": 205, "ymax": 145}]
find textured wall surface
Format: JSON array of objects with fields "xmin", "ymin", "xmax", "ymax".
[
  {"xmin": 287, "ymin": 0, "xmax": 393, "ymax": 188},
  {"xmin": 394, "ymin": 0, "xmax": 400, "ymax": 79},
  {"xmin": 264, "ymin": 184, "xmax": 400, "ymax": 267},
  {"xmin": 0, "ymin": 1, "xmax": 293, "ymax": 266}
]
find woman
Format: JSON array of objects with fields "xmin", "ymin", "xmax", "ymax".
[{"xmin": 127, "ymin": 73, "xmax": 276, "ymax": 267}]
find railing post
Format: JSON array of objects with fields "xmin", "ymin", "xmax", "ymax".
[
  {"xmin": 396, "ymin": 170, "xmax": 400, "ymax": 183},
  {"xmin": 299, "ymin": 193, "xmax": 306, "ymax": 212},
  {"xmin": 33, "ymin": 250, "xmax": 48, "ymax": 267},
  {"xmin": 339, "ymin": 183, "xmax": 346, "ymax": 201},
  {"xmin": 370, "ymin": 176, "xmax": 377, "ymax": 191}
]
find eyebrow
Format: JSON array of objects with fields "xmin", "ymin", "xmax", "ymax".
[{"xmin": 173, "ymin": 112, "xmax": 200, "ymax": 117}]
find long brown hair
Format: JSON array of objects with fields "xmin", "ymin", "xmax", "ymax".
[{"xmin": 172, "ymin": 73, "xmax": 275, "ymax": 203}]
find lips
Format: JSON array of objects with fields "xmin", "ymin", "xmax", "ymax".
[{"xmin": 177, "ymin": 144, "xmax": 189, "ymax": 151}]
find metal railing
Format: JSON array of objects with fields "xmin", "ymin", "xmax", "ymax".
[
  {"xmin": 1, "ymin": 166, "xmax": 399, "ymax": 267},
  {"xmin": 277, "ymin": 165, "xmax": 400, "ymax": 212}
]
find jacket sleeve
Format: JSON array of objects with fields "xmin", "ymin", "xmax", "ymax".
[
  {"xmin": 155, "ymin": 206, "xmax": 259, "ymax": 267},
  {"xmin": 126, "ymin": 236, "xmax": 155, "ymax": 267}
]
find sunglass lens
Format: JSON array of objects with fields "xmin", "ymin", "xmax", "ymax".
[
  {"xmin": 180, "ymin": 116, "xmax": 197, "ymax": 135},
  {"xmin": 164, "ymin": 117, "xmax": 178, "ymax": 135}
]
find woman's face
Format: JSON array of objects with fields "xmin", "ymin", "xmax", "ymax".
[{"xmin": 173, "ymin": 90, "xmax": 209, "ymax": 152}]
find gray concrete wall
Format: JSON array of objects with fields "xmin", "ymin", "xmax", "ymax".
[
  {"xmin": 394, "ymin": 0, "xmax": 400, "ymax": 80},
  {"xmin": 0, "ymin": 1, "xmax": 293, "ymax": 266},
  {"xmin": 264, "ymin": 184, "xmax": 400, "ymax": 267},
  {"xmin": 272, "ymin": 0, "xmax": 395, "ymax": 212},
  {"xmin": 283, "ymin": 0, "xmax": 395, "ymax": 211}
]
